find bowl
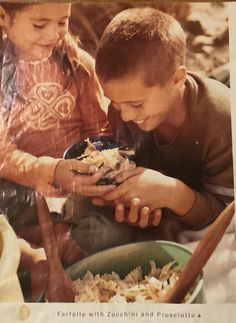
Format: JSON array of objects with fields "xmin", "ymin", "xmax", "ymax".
[
  {"xmin": 63, "ymin": 136, "xmax": 130, "ymax": 160},
  {"xmin": 63, "ymin": 136, "xmax": 134, "ymax": 185},
  {"xmin": 67, "ymin": 240, "xmax": 205, "ymax": 304}
]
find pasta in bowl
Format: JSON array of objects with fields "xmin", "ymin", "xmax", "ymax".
[{"xmin": 67, "ymin": 240, "xmax": 205, "ymax": 304}]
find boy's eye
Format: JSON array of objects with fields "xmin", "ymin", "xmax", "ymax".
[
  {"xmin": 33, "ymin": 24, "xmax": 46, "ymax": 29},
  {"xmin": 58, "ymin": 19, "xmax": 69, "ymax": 26},
  {"xmin": 130, "ymin": 103, "xmax": 143, "ymax": 109}
]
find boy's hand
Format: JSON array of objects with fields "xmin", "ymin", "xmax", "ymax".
[
  {"xmin": 103, "ymin": 167, "xmax": 196, "ymax": 216},
  {"xmin": 92, "ymin": 197, "xmax": 162, "ymax": 228},
  {"xmin": 103, "ymin": 167, "xmax": 173, "ymax": 211},
  {"xmin": 115, "ymin": 197, "xmax": 162, "ymax": 228},
  {"xmin": 53, "ymin": 159, "xmax": 115, "ymax": 196}
]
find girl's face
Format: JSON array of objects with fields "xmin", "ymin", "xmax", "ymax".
[{"xmin": 2, "ymin": 3, "xmax": 71, "ymax": 61}]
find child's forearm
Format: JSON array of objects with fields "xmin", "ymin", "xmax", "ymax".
[
  {"xmin": 0, "ymin": 116, "xmax": 59, "ymax": 192},
  {"xmin": 165, "ymin": 178, "xmax": 229, "ymax": 229},
  {"xmin": 0, "ymin": 148, "xmax": 60, "ymax": 193},
  {"xmin": 166, "ymin": 178, "xmax": 196, "ymax": 216}
]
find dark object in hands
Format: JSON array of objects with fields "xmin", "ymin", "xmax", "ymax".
[{"xmin": 64, "ymin": 136, "xmax": 135, "ymax": 185}]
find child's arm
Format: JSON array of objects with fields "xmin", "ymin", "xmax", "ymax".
[
  {"xmin": 0, "ymin": 116, "xmax": 58, "ymax": 195},
  {"xmin": 102, "ymin": 166, "xmax": 232, "ymax": 230},
  {"xmin": 0, "ymin": 116, "xmax": 115, "ymax": 197}
]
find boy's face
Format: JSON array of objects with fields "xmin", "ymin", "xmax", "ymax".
[
  {"xmin": 101, "ymin": 75, "xmax": 177, "ymax": 132},
  {"xmin": 2, "ymin": 3, "xmax": 71, "ymax": 61}
]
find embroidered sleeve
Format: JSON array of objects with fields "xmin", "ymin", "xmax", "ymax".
[{"xmin": 0, "ymin": 114, "xmax": 62, "ymax": 196}]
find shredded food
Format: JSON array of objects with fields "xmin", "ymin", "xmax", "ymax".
[
  {"xmin": 78, "ymin": 138, "xmax": 135, "ymax": 179},
  {"xmin": 74, "ymin": 261, "xmax": 190, "ymax": 303}
]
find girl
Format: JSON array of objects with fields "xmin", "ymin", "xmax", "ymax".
[
  {"xmin": 0, "ymin": 2, "xmax": 115, "ymax": 224},
  {"xmin": 0, "ymin": 1, "xmax": 115, "ymax": 301}
]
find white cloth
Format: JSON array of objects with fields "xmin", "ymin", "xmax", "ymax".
[{"xmin": 178, "ymin": 217, "xmax": 236, "ymax": 303}]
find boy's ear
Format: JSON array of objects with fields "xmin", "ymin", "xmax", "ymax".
[
  {"xmin": 173, "ymin": 66, "xmax": 187, "ymax": 89},
  {"xmin": 0, "ymin": 6, "xmax": 8, "ymax": 27}
]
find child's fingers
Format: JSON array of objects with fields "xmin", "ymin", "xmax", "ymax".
[
  {"xmin": 127, "ymin": 197, "xmax": 141, "ymax": 224},
  {"xmin": 80, "ymin": 184, "xmax": 116, "ymax": 197},
  {"xmin": 116, "ymin": 167, "xmax": 145, "ymax": 183},
  {"xmin": 92, "ymin": 197, "xmax": 114, "ymax": 207},
  {"xmin": 68, "ymin": 159, "xmax": 96, "ymax": 173},
  {"xmin": 79, "ymin": 168, "xmax": 109, "ymax": 185},
  {"xmin": 115, "ymin": 203, "xmax": 125, "ymax": 222},
  {"xmin": 138, "ymin": 207, "xmax": 150, "ymax": 228},
  {"xmin": 71, "ymin": 164, "xmax": 108, "ymax": 185},
  {"xmin": 103, "ymin": 183, "xmax": 128, "ymax": 201},
  {"xmin": 152, "ymin": 208, "xmax": 162, "ymax": 226},
  {"xmin": 92, "ymin": 197, "xmax": 106, "ymax": 206}
]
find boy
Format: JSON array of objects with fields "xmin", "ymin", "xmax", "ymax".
[{"xmin": 95, "ymin": 7, "xmax": 233, "ymax": 230}]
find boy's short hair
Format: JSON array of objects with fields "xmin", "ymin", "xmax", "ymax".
[{"xmin": 96, "ymin": 7, "xmax": 186, "ymax": 86}]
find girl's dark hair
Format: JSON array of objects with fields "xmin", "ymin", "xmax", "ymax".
[{"xmin": 96, "ymin": 7, "xmax": 186, "ymax": 86}]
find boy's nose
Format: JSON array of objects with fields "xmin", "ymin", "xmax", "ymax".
[{"xmin": 120, "ymin": 108, "xmax": 136, "ymax": 122}]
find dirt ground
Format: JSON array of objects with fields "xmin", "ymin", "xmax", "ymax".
[
  {"xmin": 185, "ymin": 2, "xmax": 229, "ymax": 75},
  {"xmin": 70, "ymin": 2, "xmax": 229, "ymax": 76}
]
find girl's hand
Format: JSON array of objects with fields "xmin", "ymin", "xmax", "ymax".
[
  {"xmin": 53, "ymin": 159, "xmax": 115, "ymax": 196},
  {"xmin": 103, "ymin": 167, "xmax": 173, "ymax": 211},
  {"xmin": 115, "ymin": 197, "xmax": 162, "ymax": 228}
]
